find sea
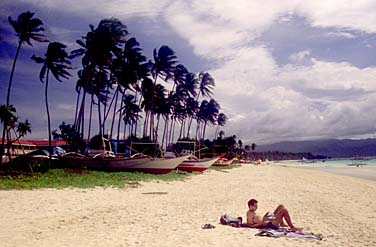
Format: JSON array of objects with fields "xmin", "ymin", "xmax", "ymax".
[{"xmin": 272, "ymin": 158, "xmax": 376, "ymax": 181}]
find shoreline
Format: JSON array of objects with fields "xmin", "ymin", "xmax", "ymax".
[
  {"xmin": 0, "ymin": 165, "xmax": 375, "ymax": 247},
  {"xmin": 272, "ymin": 160, "xmax": 376, "ymax": 181}
]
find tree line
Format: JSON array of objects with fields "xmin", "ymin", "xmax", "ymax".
[{"xmin": 1, "ymin": 11, "xmax": 230, "ymax": 161}]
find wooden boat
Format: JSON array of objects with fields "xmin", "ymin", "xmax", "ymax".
[
  {"xmin": 177, "ymin": 156, "xmax": 219, "ymax": 172},
  {"xmin": 60, "ymin": 153, "xmax": 191, "ymax": 174},
  {"xmin": 1, "ymin": 142, "xmax": 37, "ymax": 164},
  {"xmin": 347, "ymin": 159, "xmax": 367, "ymax": 167},
  {"xmin": 212, "ymin": 157, "xmax": 235, "ymax": 167}
]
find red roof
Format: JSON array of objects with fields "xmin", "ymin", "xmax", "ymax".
[{"xmin": 0, "ymin": 138, "xmax": 66, "ymax": 146}]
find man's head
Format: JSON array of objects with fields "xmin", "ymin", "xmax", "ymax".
[{"xmin": 248, "ymin": 198, "xmax": 258, "ymax": 211}]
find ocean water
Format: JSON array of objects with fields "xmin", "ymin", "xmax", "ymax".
[{"xmin": 273, "ymin": 159, "xmax": 376, "ymax": 181}]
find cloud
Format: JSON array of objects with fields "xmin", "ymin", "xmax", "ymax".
[
  {"xmin": 3, "ymin": 0, "xmax": 376, "ymax": 145},
  {"xmin": 297, "ymin": 1, "xmax": 376, "ymax": 33},
  {"xmin": 324, "ymin": 31, "xmax": 357, "ymax": 39},
  {"xmin": 288, "ymin": 50, "xmax": 311, "ymax": 63}
]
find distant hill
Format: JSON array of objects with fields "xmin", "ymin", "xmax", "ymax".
[{"xmin": 257, "ymin": 139, "xmax": 376, "ymax": 158}]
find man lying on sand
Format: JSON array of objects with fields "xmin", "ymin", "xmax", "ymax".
[{"xmin": 246, "ymin": 198, "xmax": 304, "ymax": 232}]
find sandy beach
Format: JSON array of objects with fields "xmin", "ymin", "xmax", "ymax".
[{"xmin": 0, "ymin": 164, "xmax": 375, "ymax": 247}]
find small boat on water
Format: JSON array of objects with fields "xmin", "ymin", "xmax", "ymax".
[
  {"xmin": 301, "ymin": 157, "xmax": 315, "ymax": 163},
  {"xmin": 347, "ymin": 160, "xmax": 367, "ymax": 167},
  {"xmin": 177, "ymin": 156, "xmax": 219, "ymax": 172},
  {"xmin": 212, "ymin": 157, "xmax": 235, "ymax": 167},
  {"xmin": 60, "ymin": 153, "xmax": 191, "ymax": 174}
]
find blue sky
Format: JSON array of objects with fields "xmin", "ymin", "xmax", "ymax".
[{"xmin": 1, "ymin": 0, "xmax": 376, "ymax": 145}]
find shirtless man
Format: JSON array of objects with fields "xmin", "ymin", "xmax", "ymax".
[{"xmin": 246, "ymin": 198, "xmax": 303, "ymax": 232}]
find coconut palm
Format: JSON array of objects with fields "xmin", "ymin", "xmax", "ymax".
[
  {"xmin": 119, "ymin": 94, "xmax": 141, "ymax": 139},
  {"xmin": 198, "ymin": 99, "xmax": 220, "ymax": 140},
  {"xmin": 215, "ymin": 112, "xmax": 227, "ymax": 139},
  {"xmin": 185, "ymin": 96, "xmax": 199, "ymax": 138},
  {"xmin": 1, "ymin": 11, "xmax": 47, "ymax": 164},
  {"xmin": 111, "ymin": 37, "xmax": 149, "ymax": 138},
  {"xmin": 149, "ymin": 45, "xmax": 178, "ymax": 141},
  {"xmin": 0, "ymin": 104, "xmax": 31, "ymax": 162},
  {"xmin": 196, "ymin": 72, "xmax": 215, "ymax": 100},
  {"xmin": 6, "ymin": 11, "xmax": 48, "ymax": 106},
  {"xmin": 70, "ymin": 18, "xmax": 127, "ymax": 138},
  {"xmin": 32, "ymin": 42, "xmax": 72, "ymax": 155}
]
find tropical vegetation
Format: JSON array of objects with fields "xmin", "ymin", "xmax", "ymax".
[{"xmin": 1, "ymin": 11, "xmax": 239, "ymax": 165}]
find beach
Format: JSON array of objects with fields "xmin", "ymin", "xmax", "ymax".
[{"xmin": 0, "ymin": 164, "xmax": 375, "ymax": 247}]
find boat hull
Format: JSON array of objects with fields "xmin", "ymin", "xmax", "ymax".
[
  {"xmin": 178, "ymin": 157, "xmax": 219, "ymax": 172},
  {"xmin": 60, "ymin": 154, "xmax": 191, "ymax": 174},
  {"xmin": 212, "ymin": 158, "xmax": 235, "ymax": 167}
]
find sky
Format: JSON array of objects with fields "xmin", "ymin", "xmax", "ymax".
[{"xmin": 1, "ymin": 0, "xmax": 376, "ymax": 145}]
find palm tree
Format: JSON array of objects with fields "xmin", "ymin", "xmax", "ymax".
[
  {"xmin": 70, "ymin": 18, "xmax": 128, "ymax": 139},
  {"xmin": 197, "ymin": 72, "xmax": 215, "ymax": 100},
  {"xmin": 6, "ymin": 11, "xmax": 48, "ymax": 106},
  {"xmin": 32, "ymin": 42, "xmax": 72, "ymax": 155},
  {"xmin": 111, "ymin": 37, "xmax": 149, "ymax": 139},
  {"xmin": 185, "ymin": 96, "xmax": 199, "ymax": 138},
  {"xmin": 0, "ymin": 104, "xmax": 31, "ymax": 162},
  {"xmin": 1, "ymin": 11, "xmax": 47, "ymax": 164},
  {"xmin": 215, "ymin": 112, "xmax": 227, "ymax": 139},
  {"xmin": 198, "ymin": 99, "xmax": 220, "ymax": 140},
  {"xmin": 187, "ymin": 72, "xmax": 215, "ymax": 137},
  {"xmin": 149, "ymin": 45, "xmax": 178, "ymax": 141},
  {"xmin": 119, "ymin": 94, "xmax": 141, "ymax": 139}
]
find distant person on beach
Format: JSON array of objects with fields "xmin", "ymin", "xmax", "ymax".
[{"xmin": 246, "ymin": 198, "xmax": 303, "ymax": 231}]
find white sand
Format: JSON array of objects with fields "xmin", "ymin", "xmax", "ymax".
[{"xmin": 0, "ymin": 164, "xmax": 375, "ymax": 247}]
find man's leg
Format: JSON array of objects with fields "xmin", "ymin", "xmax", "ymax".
[
  {"xmin": 272, "ymin": 207, "xmax": 303, "ymax": 231},
  {"xmin": 273, "ymin": 205, "xmax": 288, "ymax": 227}
]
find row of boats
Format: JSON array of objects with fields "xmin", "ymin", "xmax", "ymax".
[
  {"xmin": 1, "ymin": 139, "xmax": 237, "ymax": 174},
  {"xmin": 59, "ymin": 151, "xmax": 236, "ymax": 174}
]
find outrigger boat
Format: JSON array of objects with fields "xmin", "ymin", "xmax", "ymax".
[
  {"xmin": 212, "ymin": 157, "xmax": 235, "ymax": 167},
  {"xmin": 59, "ymin": 138, "xmax": 191, "ymax": 174},
  {"xmin": 60, "ymin": 152, "xmax": 191, "ymax": 174},
  {"xmin": 177, "ymin": 156, "xmax": 219, "ymax": 172}
]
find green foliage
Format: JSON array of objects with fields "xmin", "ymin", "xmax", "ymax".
[
  {"xmin": 0, "ymin": 158, "xmax": 50, "ymax": 174},
  {"xmin": 52, "ymin": 122, "xmax": 84, "ymax": 152},
  {"xmin": 0, "ymin": 168, "xmax": 191, "ymax": 190}
]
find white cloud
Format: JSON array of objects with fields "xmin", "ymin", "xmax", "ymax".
[
  {"xmin": 324, "ymin": 31, "xmax": 357, "ymax": 39},
  {"xmin": 4, "ymin": 0, "xmax": 376, "ymax": 144},
  {"xmin": 297, "ymin": 1, "xmax": 376, "ymax": 33},
  {"xmin": 288, "ymin": 50, "xmax": 311, "ymax": 63}
]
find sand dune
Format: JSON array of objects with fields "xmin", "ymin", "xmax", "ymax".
[{"xmin": 0, "ymin": 164, "xmax": 375, "ymax": 247}]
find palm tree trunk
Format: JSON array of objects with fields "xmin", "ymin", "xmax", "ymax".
[
  {"xmin": 187, "ymin": 117, "xmax": 194, "ymax": 138},
  {"xmin": 150, "ymin": 76, "xmax": 158, "ymax": 141},
  {"xmin": 165, "ymin": 118, "xmax": 169, "ymax": 149},
  {"xmin": 172, "ymin": 121, "xmax": 176, "ymax": 143},
  {"xmin": 98, "ymin": 100, "xmax": 102, "ymax": 136},
  {"xmin": 73, "ymin": 89, "xmax": 81, "ymax": 127},
  {"xmin": 110, "ymin": 88, "xmax": 119, "ymax": 138},
  {"xmin": 1, "ymin": 42, "xmax": 22, "ymax": 164},
  {"xmin": 202, "ymin": 121, "xmax": 208, "ymax": 140},
  {"xmin": 87, "ymin": 95, "xmax": 93, "ymax": 145},
  {"xmin": 168, "ymin": 117, "xmax": 174, "ymax": 145},
  {"xmin": 155, "ymin": 114, "xmax": 161, "ymax": 142},
  {"xmin": 117, "ymin": 93, "xmax": 124, "ymax": 142},
  {"xmin": 195, "ymin": 122, "xmax": 200, "ymax": 141},
  {"xmin": 178, "ymin": 121, "xmax": 183, "ymax": 139},
  {"xmin": 143, "ymin": 111, "xmax": 149, "ymax": 138},
  {"xmin": 161, "ymin": 117, "xmax": 167, "ymax": 149},
  {"xmin": 45, "ymin": 69, "xmax": 52, "ymax": 157},
  {"xmin": 6, "ymin": 41, "xmax": 21, "ymax": 106}
]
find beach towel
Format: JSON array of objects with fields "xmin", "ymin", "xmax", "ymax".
[{"xmin": 255, "ymin": 228, "xmax": 323, "ymax": 240}]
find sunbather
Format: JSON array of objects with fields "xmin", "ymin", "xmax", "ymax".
[{"xmin": 246, "ymin": 198, "xmax": 303, "ymax": 232}]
